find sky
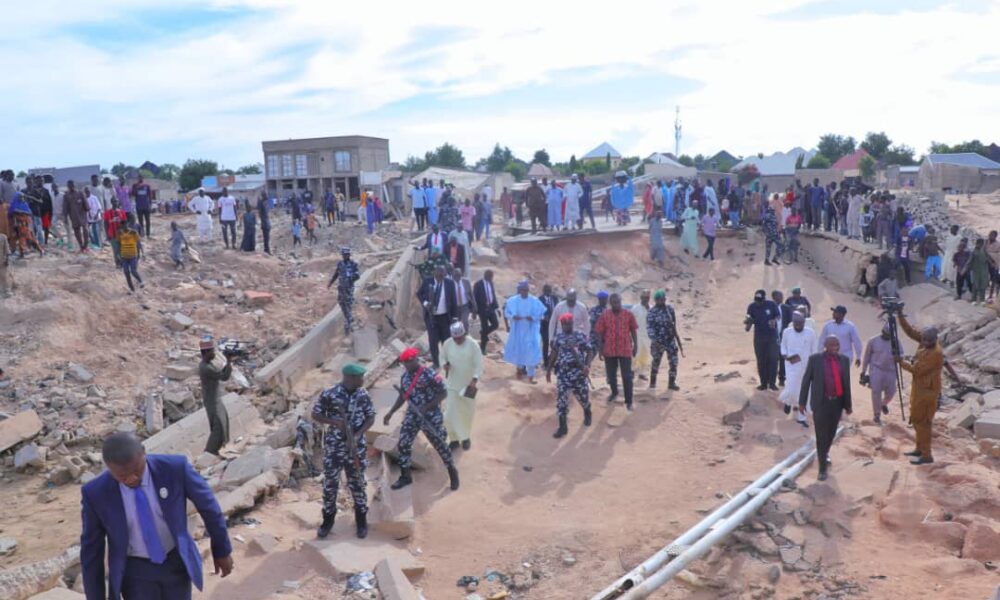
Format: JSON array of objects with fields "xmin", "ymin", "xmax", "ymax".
[{"xmin": 2, "ymin": 0, "xmax": 999, "ymax": 172}]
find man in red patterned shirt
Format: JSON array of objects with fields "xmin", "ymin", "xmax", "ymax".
[{"xmin": 594, "ymin": 293, "xmax": 638, "ymax": 410}]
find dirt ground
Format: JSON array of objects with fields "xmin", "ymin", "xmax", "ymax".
[{"xmin": 2, "ymin": 210, "xmax": 998, "ymax": 600}]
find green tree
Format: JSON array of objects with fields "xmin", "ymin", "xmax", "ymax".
[
  {"xmin": 532, "ymin": 149, "xmax": 551, "ymax": 167},
  {"xmin": 737, "ymin": 164, "xmax": 760, "ymax": 186},
  {"xmin": 158, "ymin": 163, "xmax": 180, "ymax": 181},
  {"xmin": 605, "ymin": 152, "xmax": 611, "ymax": 171},
  {"xmin": 111, "ymin": 162, "xmax": 134, "ymax": 178},
  {"xmin": 16, "ymin": 170, "xmax": 26, "ymax": 178},
  {"xmin": 883, "ymin": 144, "xmax": 916, "ymax": 166},
  {"xmin": 138, "ymin": 168, "xmax": 156, "ymax": 180},
  {"xmin": 403, "ymin": 155, "xmax": 426, "ymax": 171},
  {"xmin": 568, "ymin": 154, "xmax": 579, "ymax": 174},
  {"xmin": 794, "ymin": 154, "xmax": 805, "ymax": 170},
  {"xmin": 431, "ymin": 143, "xmax": 466, "ymax": 169},
  {"xmin": 817, "ymin": 134, "xmax": 856, "ymax": 163},
  {"xmin": 716, "ymin": 158, "xmax": 734, "ymax": 173},
  {"xmin": 677, "ymin": 154, "xmax": 695, "ymax": 167},
  {"xmin": 236, "ymin": 163, "xmax": 263, "ymax": 175},
  {"xmin": 806, "ymin": 154, "xmax": 832, "ymax": 169},
  {"xmin": 858, "ymin": 155, "xmax": 876, "ymax": 181},
  {"xmin": 861, "ymin": 131, "xmax": 892, "ymax": 160},
  {"xmin": 693, "ymin": 154, "xmax": 706, "ymax": 169},
  {"xmin": 485, "ymin": 144, "xmax": 514, "ymax": 172},
  {"xmin": 178, "ymin": 159, "xmax": 219, "ymax": 191},
  {"xmin": 503, "ymin": 160, "xmax": 526, "ymax": 181}
]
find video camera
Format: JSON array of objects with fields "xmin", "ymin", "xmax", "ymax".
[
  {"xmin": 218, "ymin": 339, "xmax": 250, "ymax": 361},
  {"xmin": 880, "ymin": 296, "xmax": 905, "ymax": 315}
]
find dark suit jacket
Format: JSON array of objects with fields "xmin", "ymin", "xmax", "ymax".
[
  {"xmin": 417, "ymin": 277, "xmax": 459, "ymax": 321},
  {"xmin": 799, "ymin": 352, "xmax": 852, "ymax": 413},
  {"xmin": 473, "ymin": 279, "xmax": 499, "ymax": 314},
  {"xmin": 445, "ymin": 243, "xmax": 466, "ymax": 270},
  {"xmin": 456, "ymin": 278, "xmax": 477, "ymax": 312},
  {"xmin": 417, "ymin": 231, "xmax": 446, "ymax": 253},
  {"xmin": 80, "ymin": 454, "xmax": 232, "ymax": 600}
]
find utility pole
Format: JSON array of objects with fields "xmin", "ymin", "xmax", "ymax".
[{"xmin": 674, "ymin": 106, "xmax": 682, "ymax": 158}]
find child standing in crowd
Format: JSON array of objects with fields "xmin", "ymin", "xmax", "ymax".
[
  {"xmin": 305, "ymin": 211, "xmax": 318, "ymax": 244},
  {"xmin": 292, "ymin": 219, "xmax": 302, "ymax": 247},
  {"xmin": 861, "ymin": 205, "xmax": 874, "ymax": 243},
  {"xmin": 118, "ymin": 217, "xmax": 144, "ymax": 292},
  {"xmin": 170, "ymin": 221, "xmax": 188, "ymax": 268}
]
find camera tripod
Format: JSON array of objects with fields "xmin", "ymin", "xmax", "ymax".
[{"xmin": 883, "ymin": 309, "xmax": 907, "ymax": 422}]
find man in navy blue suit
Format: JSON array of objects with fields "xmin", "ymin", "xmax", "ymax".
[{"xmin": 80, "ymin": 432, "xmax": 234, "ymax": 600}]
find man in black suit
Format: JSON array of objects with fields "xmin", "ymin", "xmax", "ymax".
[
  {"xmin": 417, "ymin": 264, "xmax": 458, "ymax": 367},
  {"xmin": 473, "ymin": 269, "xmax": 501, "ymax": 355},
  {"xmin": 414, "ymin": 223, "xmax": 446, "ymax": 259},
  {"xmin": 799, "ymin": 335, "xmax": 853, "ymax": 481}
]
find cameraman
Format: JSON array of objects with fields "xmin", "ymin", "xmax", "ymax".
[
  {"xmin": 199, "ymin": 337, "xmax": 233, "ymax": 456},
  {"xmin": 894, "ymin": 313, "xmax": 943, "ymax": 465}
]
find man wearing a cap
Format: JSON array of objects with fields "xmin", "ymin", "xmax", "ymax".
[
  {"xmin": 383, "ymin": 348, "xmax": 460, "ymax": 490},
  {"xmin": 417, "ymin": 264, "xmax": 459, "ymax": 368},
  {"xmin": 545, "ymin": 180, "xmax": 564, "ymax": 231},
  {"xmin": 786, "ymin": 287, "xmax": 811, "ymax": 312},
  {"xmin": 745, "ymin": 289, "xmax": 780, "ymax": 391},
  {"xmin": 818, "ymin": 306, "xmax": 863, "ymax": 367},
  {"xmin": 861, "ymin": 324, "xmax": 897, "ymax": 424},
  {"xmin": 526, "ymin": 178, "xmax": 546, "ymax": 233},
  {"xmin": 328, "ymin": 248, "xmax": 362, "ymax": 335},
  {"xmin": 198, "ymin": 338, "xmax": 232, "ymax": 456},
  {"xmin": 647, "ymin": 289, "xmax": 681, "ymax": 391},
  {"xmin": 895, "ymin": 314, "xmax": 944, "ymax": 465},
  {"xmin": 547, "ymin": 312, "xmax": 592, "ymax": 437},
  {"xmin": 440, "ymin": 322, "xmax": 483, "ymax": 450},
  {"xmin": 504, "ymin": 281, "xmax": 546, "ymax": 383},
  {"xmin": 311, "ymin": 363, "xmax": 375, "ymax": 538},
  {"xmin": 594, "ymin": 293, "xmax": 639, "ymax": 409},
  {"xmin": 799, "ymin": 336, "xmax": 853, "ymax": 480},
  {"xmin": 780, "ymin": 311, "xmax": 816, "ymax": 426}
]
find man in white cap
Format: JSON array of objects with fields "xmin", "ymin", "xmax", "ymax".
[
  {"xmin": 780, "ymin": 311, "xmax": 816, "ymax": 427},
  {"xmin": 440, "ymin": 322, "xmax": 483, "ymax": 451},
  {"xmin": 188, "ymin": 188, "xmax": 215, "ymax": 243},
  {"xmin": 563, "ymin": 175, "xmax": 583, "ymax": 231}
]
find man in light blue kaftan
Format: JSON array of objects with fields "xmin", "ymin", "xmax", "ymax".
[
  {"xmin": 504, "ymin": 281, "xmax": 546, "ymax": 381},
  {"xmin": 609, "ymin": 171, "xmax": 634, "ymax": 225}
]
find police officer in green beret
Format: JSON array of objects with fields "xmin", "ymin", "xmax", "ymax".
[{"xmin": 311, "ymin": 363, "xmax": 375, "ymax": 539}]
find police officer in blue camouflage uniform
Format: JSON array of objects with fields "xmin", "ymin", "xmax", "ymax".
[
  {"xmin": 383, "ymin": 347, "xmax": 460, "ymax": 491},
  {"xmin": 647, "ymin": 289, "xmax": 682, "ymax": 391},
  {"xmin": 311, "ymin": 363, "xmax": 375, "ymax": 539},
  {"xmin": 763, "ymin": 206, "xmax": 785, "ymax": 266},
  {"xmin": 588, "ymin": 291, "xmax": 609, "ymax": 355},
  {"xmin": 546, "ymin": 313, "xmax": 592, "ymax": 438},
  {"xmin": 328, "ymin": 247, "xmax": 361, "ymax": 334}
]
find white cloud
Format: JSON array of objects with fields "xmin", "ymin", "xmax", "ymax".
[{"xmin": 1, "ymin": 0, "xmax": 999, "ymax": 170}]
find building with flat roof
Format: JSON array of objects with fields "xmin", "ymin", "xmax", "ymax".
[{"xmin": 261, "ymin": 135, "xmax": 389, "ymax": 200}]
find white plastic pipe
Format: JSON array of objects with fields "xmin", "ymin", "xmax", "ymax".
[
  {"xmin": 591, "ymin": 436, "xmax": 817, "ymax": 600},
  {"xmin": 617, "ymin": 427, "xmax": 844, "ymax": 600}
]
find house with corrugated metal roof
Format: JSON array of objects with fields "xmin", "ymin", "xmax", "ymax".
[
  {"xmin": 582, "ymin": 142, "xmax": 622, "ymax": 169},
  {"xmin": 917, "ymin": 153, "xmax": 1000, "ymax": 193}
]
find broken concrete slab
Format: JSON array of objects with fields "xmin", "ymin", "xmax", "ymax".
[
  {"xmin": 352, "ymin": 326, "xmax": 380, "ymax": 362},
  {"xmin": 14, "ymin": 443, "xmax": 47, "ymax": 471},
  {"xmin": 373, "ymin": 434, "xmax": 432, "ymax": 472},
  {"xmin": 247, "ymin": 533, "xmax": 278, "ymax": 556},
  {"xmin": 66, "ymin": 363, "xmax": 94, "ymax": 383},
  {"xmin": 962, "ymin": 520, "xmax": 1000, "ymax": 562},
  {"xmin": 217, "ymin": 470, "xmax": 281, "ymax": 516},
  {"xmin": 973, "ymin": 409, "xmax": 1000, "ymax": 440},
  {"xmin": 471, "ymin": 245, "xmax": 499, "ymax": 264},
  {"xmin": 370, "ymin": 453, "xmax": 415, "ymax": 540},
  {"xmin": 144, "ymin": 393, "xmax": 263, "ymax": 458},
  {"xmin": 948, "ymin": 400, "xmax": 983, "ymax": 429},
  {"xmin": 220, "ymin": 446, "xmax": 293, "ymax": 487},
  {"xmin": 167, "ymin": 313, "xmax": 194, "ymax": 331},
  {"xmin": 145, "ymin": 395, "xmax": 164, "ymax": 434},
  {"xmin": 981, "ymin": 389, "xmax": 1000, "ymax": 410},
  {"xmin": 374, "ymin": 557, "xmax": 421, "ymax": 600},
  {"xmin": 0, "ymin": 545, "xmax": 80, "ymax": 600},
  {"xmin": 918, "ymin": 521, "xmax": 967, "ymax": 552},
  {"xmin": 284, "ymin": 501, "xmax": 321, "ymax": 529},
  {"xmin": 304, "ymin": 538, "xmax": 424, "ymax": 579},
  {"xmin": 164, "ymin": 363, "xmax": 199, "ymax": 381},
  {"xmin": 0, "ymin": 409, "xmax": 43, "ymax": 453}
]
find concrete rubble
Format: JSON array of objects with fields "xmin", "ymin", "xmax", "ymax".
[
  {"xmin": 0, "ymin": 546, "xmax": 80, "ymax": 600},
  {"xmin": 144, "ymin": 393, "xmax": 262, "ymax": 458},
  {"xmin": 0, "ymin": 409, "xmax": 43, "ymax": 453}
]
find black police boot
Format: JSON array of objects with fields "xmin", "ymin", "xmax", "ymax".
[
  {"xmin": 354, "ymin": 508, "xmax": 368, "ymax": 539},
  {"xmin": 447, "ymin": 465, "xmax": 460, "ymax": 491},
  {"xmin": 317, "ymin": 509, "xmax": 336, "ymax": 538},
  {"xmin": 583, "ymin": 407, "xmax": 592, "ymax": 427},
  {"xmin": 391, "ymin": 467, "xmax": 413, "ymax": 490},
  {"xmin": 553, "ymin": 415, "xmax": 568, "ymax": 438},
  {"xmin": 668, "ymin": 377, "xmax": 680, "ymax": 391}
]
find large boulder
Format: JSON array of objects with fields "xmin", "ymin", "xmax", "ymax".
[
  {"xmin": 962, "ymin": 520, "xmax": 1000, "ymax": 562},
  {"xmin": 0, "ymin": 410, "xmax": 43, "ymax": 453}
]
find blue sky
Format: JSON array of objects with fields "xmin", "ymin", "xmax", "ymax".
[{"xmin": 1, "ymin": 0, "xmax": 998, "ymax": 172}]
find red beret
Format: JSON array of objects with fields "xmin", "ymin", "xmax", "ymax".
[
  {"xmin": 399, "ymin": 347, "xmax": 420, "ymax": 362},
  {"xmin": 558, "ymin": 313, "xmax": 574, "ymax": 323}
]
